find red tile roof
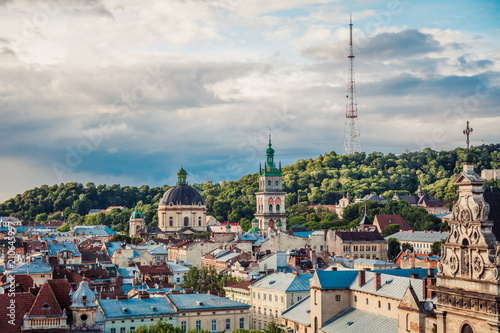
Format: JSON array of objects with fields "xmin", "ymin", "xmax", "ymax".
[
  {"xmin": 27, "ymin": 282, "xmax": 63, "ymax": 316},
  {"xmin": 0, "ymin": 274, "xmax": 34, "ymax": 292},
  {"xmin": 373, "ymin": 214, "xmax": 412, "ymax": 232},
  {"xmin": 0, "ymin": 292, "xmax": 36, "ymax": 332},
  {"xmin": 47, "ymin": 279, "xmax": 73, "ymax": 310},
  {"xmin": 137, "ymin": 264, "xmax": 172, "ymax": 275}
]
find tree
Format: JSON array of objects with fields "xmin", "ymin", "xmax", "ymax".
[
  {"xmin": 135, "ymin": 320, "xmax": 210, "ymax": 333},
  {"xmin": 35, "ymin": 213, "xmax": 48, "ymax": 223},
  {"xmin": 401, "ymin": 242, "xmax": 414, "ymax": 252},
  {"xmin": 263, "ymin": 321, "xmax": 286, "ymax": 333},
  {"xmin": 430, "ymin": 240, "xmax": 444, "ymax": 255},
  {"xmin": 382, "ymin": 224, "xmax": 400, "ymax": 237},
  {"xmin": 387, "ymin": 237, "xmax": 401, "ymax": 261}
]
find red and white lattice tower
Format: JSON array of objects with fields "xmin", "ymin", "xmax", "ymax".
[{"xmin": 342, "ymin": 15, "xmax": 360, "ymax": 155}]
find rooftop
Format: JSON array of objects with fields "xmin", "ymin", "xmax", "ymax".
[
  {"xmin": 99, "ymin": 295, "xmax": 177, "ymax": 319},
  {"xmin": 250, "ymin": 272, "xmax": 313, "ymax": 292},
  {"xmin": 385, "ymin": 230, "xmax": 449, "ymax": 243},
  {"xmin": 281, "ymin": 295, "xmax": 311, "ymax": 326},
  {"xmin": 167, "ymin": 293, "xmax": 250, "ymax": 311},
  {"xmin": 320, "ymin": 307, "xmax": 398, "ymax": 333}
]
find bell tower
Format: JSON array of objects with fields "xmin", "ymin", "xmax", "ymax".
[
  {"xmin": 434, "ymin": 122, "xmax": 500, "ymax": 333},
  {"xmin": 255, "ymin": 134, "xmax": 286, "ymax": 231}
]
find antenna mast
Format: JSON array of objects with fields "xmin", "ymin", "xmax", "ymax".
[{"xmin": 343, "ymin": 14, "xmax": 361, "ymax": 155}]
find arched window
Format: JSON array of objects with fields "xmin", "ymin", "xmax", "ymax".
[
  {"xmin": 314, "ymin": 290, "xmax": 317, "ymax": 305},
  {"xmin": 314, "ymin": 317, "xmax": 318, "ymax": 333},
  {"xmin": 275, "ymin": 180, "xmax": 279, "ymax": 186},
  {"xmin": 169, "ymin": 216, "xmax": 173, "ymax": 227},
  {"xmin": 198, "ymin": 216, "xmax": 202, "ymax": 226},
  {"xmin": 269, "ymin": 205, "xmax": 273, "ymax": 212},
  {"xmin": 276, "ymin": 204, "xmax": 280, "ymax": 212},
  {"xmin": 461, "ymin": 324, "xmax": 474, "ymax": 333},
  {"xmin": 184, "ymin": 217, "xmax": 189, "ymax": 226},
  {"xmin": 268, "ymin": 180, "xmax": 271, "ymax": 186},
  {"xmin": 406, "ymin": 314, "xmax": 409, "ymax": 331}
]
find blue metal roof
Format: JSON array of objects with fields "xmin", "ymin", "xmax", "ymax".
[
  {"xmin": 371, "ymin": 268, "xmax": 436, "ymax": 279},
  {"xmin": 6, "ymin": 259, "xmax": 52, "ymax": 274},
  {"xmin": 72, "ymin": 225, "xmax": 116, "ymax": 236},
  {"xmin": 47, "ymin": 240, "xmax": 81, "ymax": 257},
  {"xmin": 320, "ymin": 307, "xmax": 398, "ymax": 333},
  {"xmin": 293, "ymin": 231, "xmax": 313, "ymax": 238},
  {"xmin": 99, "ymin": 295, "xmax": 177, "ymax": 319},
  {"xmin": 105, "ymin": 242, "xmax": 123, "ymax": 257},
  {"xmin": 168, "ymin": 293, "xmax": 250, "ymax": 311},
  {"xmin": 315, "ymin": 271, "xmax": 358, "ymax": 289}
]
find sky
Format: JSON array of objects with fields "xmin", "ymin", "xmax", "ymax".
[{"xmin": 0, "ymin": 0, "xmax": 499, "ymax": 202}]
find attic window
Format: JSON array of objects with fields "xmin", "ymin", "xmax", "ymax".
[
  {"xmin": 269, "ymin": 281, "xmax": 276, "ymax": 285},
  {"xmin": 41, "ymin": 303, "xmax": 50, "ymax": 309},
  {"xmin": 151, "ymin": 306, "xmax": 157, "ymax": 311},
  {"xmin": 196, "ymin": 301, "xmax": 204, "ymax": 306},
  {"xmin": 122, "ymin": 308, "xmax": 128, "ymax": 312}
]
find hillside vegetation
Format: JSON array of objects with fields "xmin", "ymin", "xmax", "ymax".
[{"xmin": 1, "ymin": 144, "xmax": 499, "ymax": 232}]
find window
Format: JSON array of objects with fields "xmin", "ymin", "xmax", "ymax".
[
  {"xmin": 269, "ymin": 294, "xmax": 272, "ymax": 301},
  {"xmin": 198, "ymin": 216, "xmax": 202, "ymax": 226},
  {"xmin": 378, "ymin": 301, "xmax": 381, "ymax": 308},
  {"xmin": 269, "ymin": 204, "xmax": 273, "ymax": 212},
  {"xmin": 258, "ymin": 322, "xmax": 261, "ymax": 330},
  {"xmin": 406, "ymin": 314, "xmax": 409, "ymax": 331},
  {"xmin": 366, "ymin": 298, "xmax": 369, "ymax": 305},
  {"xmin": 177, "ymin": 277, "xmax": 181, "ymax": 283},
  {"xmin": 111, "ymin": 329, "xmax": 116, "ymax": 333},
  {"xmin": 239, "ymin": 317, "xmax": 245, "ymax": 329},
  {"xmin": 335, "ymin": 295, "xmax": 341, "ymax": 302},
  {"xmin": 253, "ymin": 307, "xmax": 256, "ymax": 315},
  {"xmin": 264, "ymin": 308, "xmax": 267, "ymax": 317},
  {"xmin": 281, "ymin": 296, "xmax": 284, "ymax": 304},
  {"xmin": 275, "ymin": 310, "xmax": 278, "ymax": 319},
  {"xmin": 275, "ymin": 295, "xmax": 278, "ymax": 303},
  {"xmin": 354, "ymin": 295, "xmax": 357, "ymax": 302},
  {"xmin": 225, "ymin": 318, "xmax": 231, "ymax": 330},
  {"xmin": 275, "ymin": 180, "xmax": 279, "ymax": 186},
  {"xmin": 264, "ymin": 294, "xmax": 266, "ymax": 301},
  {"xmin": 297, "ymin": 296, "xmax": 303, "ymax": 301},
  {"xmin": 268, "ymin": 180, "xmax": 271, "ymax": 186},
  {"xmin": 258, "ymin": 293, "xmax": 260, "ymax": 300},
  {"xmin": 121, "ymin": 328, "xmax": 126, "ymax": 333},
  {"xmin": 196, "ymin": 320, "xmax": 202, "ymax": 331},
  {"xmin": 258, "ymin": 307, "xmax": 261, "ymax": 316},
  {"xmin": 130, "ymin": 328, "xmax": 135, "ymax": 333},
  {"xmin": 211, "ymin": 319, "xmax": 217, "ymax": 333},
  {"xmin": 388, "ymin": 303, "xmax": 391, "ymax": 310},
  {"xmin": 181, "ymin": 321, "xmax": 187, "ymax": 332},
  {"xmin": 264, "ymin": 323, "xmax": 267, "ymax": 330},
  {"xmin": 184, "ymin": 217, "xmax": 189, "ymax": 226},
  {"xmin": 169, "ymin": 216, "xmax": 173, "ymax": 227},
  {"xmin": 253, "ymin": 321, "xmax": 256, "ymax": 330},
  {"xmin": 276, "ymin": 204, "xmax": 280, "ymax": 212}
]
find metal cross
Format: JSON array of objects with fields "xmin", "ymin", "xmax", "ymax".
[{"xmin": 463, "ymin": 121, "xmax": 473, "ymax": 151}]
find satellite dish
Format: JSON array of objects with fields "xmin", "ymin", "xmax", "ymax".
[{"xmin": 424, "ymin": 301, "xmax": 434, "ymax": 311}]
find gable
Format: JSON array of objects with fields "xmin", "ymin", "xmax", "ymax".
[{"xmin": 398, "ymin": 285, "xmax": 423, "ymax": 312}]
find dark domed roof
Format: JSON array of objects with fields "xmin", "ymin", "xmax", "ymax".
[
  {"xmin": 159, "ymin": 184, "xmax": 205, "ymax": 206},
  {"xmin": 130, "ymin": 210, "xmax": 143, "ymax": 219}
]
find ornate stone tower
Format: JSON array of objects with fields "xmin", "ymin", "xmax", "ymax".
[
  {"xmin": 255, "ymin": 135, "xmax": 286, "ymax": 231},
  {"xmin": 70, "ymin": 277, "xmax": 98, "ymax": 331},
  {"xmin": 434, "ymin": 122, "xmax": 500, "ymax": 333},
  {"xmin": 129, "ymin": 210, "xmax": 146, "ymax": 238}
]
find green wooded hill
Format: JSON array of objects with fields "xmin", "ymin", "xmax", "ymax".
[{"xmin": 1, "ymin": 144, "xmax": 499, "ymax": 233}]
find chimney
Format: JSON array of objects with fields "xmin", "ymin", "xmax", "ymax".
[
  {"xmin": 409, "ymin": 273, "xmax": 419, "ymax": 279},
  {"xmin": 423, "ymin": 270, "xmax": 436, "ymax": 300},
  {"xmin": 138, "ymin": 291, "xmax": 150, "ymax": 299},
  {"xmin": 427, "ymin": 268, "xmax": 434, "ymax": 278},
  {"xmin": 374, "ymin": 273, "xmax": 381, "ymax": 291},
  {"xmin": 358, "ymin": 270, "xmax": 365, "ymax": 287}
]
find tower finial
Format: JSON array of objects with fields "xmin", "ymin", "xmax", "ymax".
[{"xmin": 269, "ymin": 128, "xmax": 272, "ymax": 147}]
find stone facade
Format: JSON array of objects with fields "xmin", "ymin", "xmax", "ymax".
[{"xmin": 434, "ymin": 161, "xmax": 500, "ymax": 332}]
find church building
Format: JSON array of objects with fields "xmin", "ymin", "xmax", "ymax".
[
  {"xmin": 253, "ymin": 136, "xmax": 287, "ymax": 232},
  {"xmin": 157, "ymin": 168, "xmax": 208, "ymax": 237}
]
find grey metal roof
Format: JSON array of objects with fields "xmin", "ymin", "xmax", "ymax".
[
  {"xmin": 385, "ymin": 231, "xmax": 449, "ymax": 243},
  {"xmin": 281, "ymin": 295, "xmax": 311, "ymax": 326},
  {"xmin": 320, "ymin": 307, "xmax": 397, "ymax": 333},
  {"xmin": 99, "ymin": 295, "xmax": 177, "ymax": 319},
  {"xmin": 349, "ymin": 271, "xmax": 423, "ymax": 301},
  {"xmin": 148, "ymin": 245, "xmax": 169, "ymax": 255},
  {"xmin": 168, "ymin": 293, "xmax": 251, "ymax": 311},
  {"xmin": 314, "ymin": 271, "xmax": 358, "ymax": 289},
  {"xmin": 6, "ymin": 259, "xmax": 52, "ymax": 274},
  {"xmin": 250, "ymin": 272, "xmax": 313, "ymax": 292},
  {"xmin": 352, "ymin": 258, "xmax": 398, "ymax": 267}
]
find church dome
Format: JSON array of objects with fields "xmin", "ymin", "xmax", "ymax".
[
  {"xmin": 159, "ymin": 168, "xmax": 205, "ymax": 206},
  {"xmin": 159, "ymin": 185, "xmax": 205, "ymax": 206},
  {"xmin": 130, "ymin": 210, "xmax": 143, "ymax": 219},
  {"xmin": 70, "ymin": 277, "xmax": 97, "ymax": 308}
]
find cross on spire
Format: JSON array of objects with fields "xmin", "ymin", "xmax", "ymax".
[{"xmin": 463, "ymin": 121, "xmax": 473, "ymax": 151}]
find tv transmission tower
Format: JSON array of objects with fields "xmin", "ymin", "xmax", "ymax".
[{"xmin": 342, "ymin": 15, "xmax": 360, "ymax": 155}]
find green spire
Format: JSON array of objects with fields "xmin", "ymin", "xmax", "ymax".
[
  {"xmin": 177, "ymin": 168, "xmax": 187, "ymax": 185},
  {"xmin": 260, "ymin": 134, "xmax": 281, "ymax": 177}
]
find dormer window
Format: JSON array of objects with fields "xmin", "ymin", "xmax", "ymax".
[{"xmin": 42, "ymin": 303, "xmax": 50, "ymax": 309}]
